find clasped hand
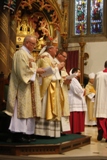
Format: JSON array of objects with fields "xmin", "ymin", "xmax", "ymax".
[{"xmin": 58, "ymin": 62, "xmax": 65, "ymax": 70}]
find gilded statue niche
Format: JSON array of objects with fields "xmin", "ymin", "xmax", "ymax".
[
  {"xmin": 16, "ymin": 12, "xmax": 54, "ymax": 60},
  {"xmin": 17, "ymin": 17, "xmax": 34, "ymax": 36},
  {"xmin": 16, "ymin": 12, "xmax": 52, "ymax": 49},
  {"xmin": 16, "ymin": 0, "xmax": 69, "ymax": 58}
]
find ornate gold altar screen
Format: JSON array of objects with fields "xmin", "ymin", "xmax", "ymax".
[
  {"xmin": 0, "ymin": 0, "xmax": 86, "ymax": 85},
  {"xmin": 16, "ymin": 0, "xmax": 68, "ymax": 53},
  {"xmin": 0, "ymin": 0, "xmax": 69, "ymax": 75}
]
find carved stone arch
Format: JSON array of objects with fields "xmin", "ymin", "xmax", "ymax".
[{"xmin": 15, "ymin": 0, "xmax": 64, "ymax": 52}]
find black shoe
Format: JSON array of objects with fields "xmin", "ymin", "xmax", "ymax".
[
  {"xmin": 12, "ymin": 133, "xmax": 31, "ymax": 143},
  {"xmin": 29, "ymin": 134, "xmax": 36, "ymax": 142},
  {"xmin": 12, "ymin": 136, "xmax": 31, "ymax": 143},
  {"xmin": 76, "ymin": 132, "xmax": 81, "ymax": 134},
  {"xmin": 105, "ymin": 139, "xmax": 107, "ymax": 142},
  {"xmin": 23, "ymin": 134, "xmax": 36, "ymax": 142},
  {"xmin": 97, "ymin": 129, "xmax": 103, "ymax": 141}
]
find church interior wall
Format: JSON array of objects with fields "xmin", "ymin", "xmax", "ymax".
[
  {"xmin": 67, "ymin": 0, "xmax": 107, "ymax": 77},
  {"xmin": 68, "ymin": 41, "xmax": 107, "ymax": 75},
  {"xmin": 84, "ymin": 41, "xmax": 107, "ymax": 74}
]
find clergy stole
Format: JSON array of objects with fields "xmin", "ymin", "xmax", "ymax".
[{"xmin": 29, "ymin": 59, "xmax": 36, "ymax": 117}]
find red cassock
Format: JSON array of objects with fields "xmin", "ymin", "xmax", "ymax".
[{"xmin": 66, "ymin": 112, "xmax": 85, "ymax": 134}]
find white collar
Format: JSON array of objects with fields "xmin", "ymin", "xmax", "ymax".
[{"xmin": 21, "ymin": 46, "xmax": 30, "ymax": 54}]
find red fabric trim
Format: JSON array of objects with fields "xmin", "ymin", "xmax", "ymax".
[{"xmin": 103, "ymin": 68, "xmax": 107, "ymax": 72}]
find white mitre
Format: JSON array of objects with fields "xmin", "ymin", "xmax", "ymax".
[
  {"xmin": 89, "ymin": 72, "xmax": 95, "ymax": 79},
  {"xmin": 52, "ymin": 36, "xmax": 58, "ymax": 46}
]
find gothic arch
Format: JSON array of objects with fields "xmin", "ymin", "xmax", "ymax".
[{"xmin": 15, "ymin": 0, "xmax": 65, "ymax": 50}]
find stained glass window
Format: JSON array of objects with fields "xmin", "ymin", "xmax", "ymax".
[
  {"xmin": 75, "ymin": 0, "xmax": 87, "ymax": 35},
  {"xmin": 75, "ymin": 0, "xmax": 104, "ymax": 35},
  {"xmin": 90, "ymin": 0, "xmax": 103, "ymax": 34}
]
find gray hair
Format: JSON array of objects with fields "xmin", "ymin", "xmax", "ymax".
[
  {"xmin": 23, "ymin": 35, "xmax": 37, "ymax": 44},
  {"xmin": 46, "ymin": 45, "xmax": 54, "ymax": 50}
]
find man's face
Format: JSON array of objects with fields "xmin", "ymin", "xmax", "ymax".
[
  {"xmin": 77, "ymin": 70, "xmax": 81, "ymax": 77},
  {"xmin": 49, "ymin": 46, "xmax": 57, "ymax": 58},
  {"xmin": 89, "ymin": 78, "xmax": 94, "ymax": 84},
  {"xmin": 26, "ymin": 37, "xmax": 36, "ymax": 52},
  {"xmin": 54, "ymin": 46, "xmax": 58, "ymax": 53},
  {"xmin": 58, "ymin": 51, "xmax": 67, "ymax": 62}
]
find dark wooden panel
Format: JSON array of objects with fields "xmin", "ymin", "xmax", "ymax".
[{"xmin": 0, "ymin": 136, "xmax": 91, "ymax": 155}]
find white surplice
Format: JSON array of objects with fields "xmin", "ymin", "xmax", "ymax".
[{"xmin": 69, "ymin": 78, "xmax": 87, "ymax": 112}]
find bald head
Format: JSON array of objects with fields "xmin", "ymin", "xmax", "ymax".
[{"xmin": 23, "ymin": 35, "xmax": 37, "ymax": 45}]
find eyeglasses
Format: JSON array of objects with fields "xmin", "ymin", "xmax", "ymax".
[
  {"xmin": 28, "ymin": 41, "xmax": 36, "ymax": 46},
  {"xmin": 61, "ymin": 54, "xmax": 67, "ymax": 59}
]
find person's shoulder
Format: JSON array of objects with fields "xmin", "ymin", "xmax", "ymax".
[
  {"xmin": 95, "ymin": 71, "xmax": 103, "ymax": 78},
  {"xmin": 102, "ymin": 72, "xmax": 107, "ymax": 78},
  {"xmin": 40, "ymin": 51, "xmax": 49, "ymax": 56},
  {"xmin": 96, "ymin": 71, "xmax": 103, "ymax": 75},
  {"xmin": 38, "ymin": 52, "xmax": 49, "ymax": 60},
  {"xmin": 97, "ymin": 71, "xmax": 107, "ymax": 76},
  {"xmin": 71, "ymin": 77, "xmax": 78, "ymax": 84},
  {"xmin": 15, "ymin": 48, "xmax": 25, "ymax": 54},
  {"xmin": 96, "ymin": 71, "xmax": 107, "ymax": 80},
  {"xmin": 14, "ymin": 50, "xmax": 20, "ymax": 57},
  {"xmin": 85, "ymin": 83, "xmax": 89, "ymax": 88},
  {"xmin": 14, "ymin": 48, "xmax": 28, "ymax": 60}
]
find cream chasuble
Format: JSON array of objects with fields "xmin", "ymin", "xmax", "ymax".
[{"xmin": 5, "ymin": 47, "xmax": 42, "ymax": 119}]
